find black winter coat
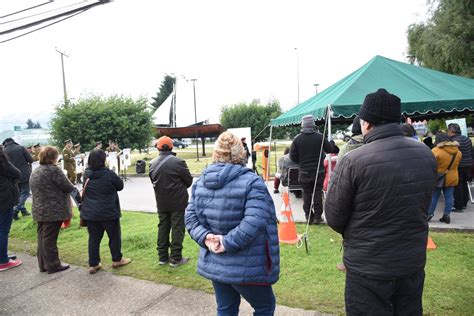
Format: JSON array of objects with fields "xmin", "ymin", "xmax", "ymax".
[
  {"xmin": 149, "ymin": 151, "xmax": 193, "ymax": 212},
  {"xmin": 81, "ymin": 168, "xmax": 124, "ymax": 221},
  {"xmin": 325, "ymin": 123, "xmax": 437, "ymax": 279},
  {"xmin": 450, "ymin": 134, "xmax": 472, "ymax": 167},
  {"xmin": 290, "ymin": 129, "xmax": 339, "ymax": 183},
  {"xmin": 3, "ymin": 141, "xmax": 34, "ymax": 183},
  {"xmin": 0, "ymin": 161, "xmax": 21, "ymax": 213}
]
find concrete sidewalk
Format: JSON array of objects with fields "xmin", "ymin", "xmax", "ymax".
[
  {"xmin": 1, "ymin": 254, "xmax": 322, "ymax": 316},
  {"xmin": 116, "ymin": 177, "xmax": 474, "ymax": 231}
]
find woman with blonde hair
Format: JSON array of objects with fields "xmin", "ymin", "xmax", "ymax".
[
  {"xmin": 186, "ymin": 131, "xmax": 280, "ymax": 315},
  {"xmin": 30, "ymin": 146, "xmax": 76, "ymax": 273}
]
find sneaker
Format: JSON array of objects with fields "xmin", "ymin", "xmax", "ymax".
[
  {"xmin": 439, "ymin": 215, "xmax": 451, "ymax": 224},
  {"xmin": 312, "ymin": 217, "xmax": 324, "ymax": 225},
  {"xmin": 451, "ymin": 208, "xmax": 464, "ymax": 213},
  {"xmin": 21, "ymin": 210, "xmax": 31, "ymax": 216},
  {"xmin": 0, "ymin": 259, "xmax": 22, "ymax": 271},
  {"xmin": 169, "ymin": 257, "xmax": 190, "ymax": 268},
  {"xmin": 8, "ymin": 253, "xmax": 17, "ymax": 260},
  {"xmin": 158, "ymin": 259, "xmax": 169, "ymax": 266},
  {"xmin": 112, "ymin": 258, "xmax": 131, "ymax": 269},
  {"xmin": 273, "ymin": 189, "xmax": 279, "ymax": 194},
  {"xmin": 89, "ymin": 263, "xmax": 102, "ymax": 274},
  {"xmin": 13, "ymin": 213, "xmax": 19, "ymax": 221}
]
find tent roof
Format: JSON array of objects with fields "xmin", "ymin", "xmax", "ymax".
[{"xmin": 271, "ymin": 55, "xmax": 474, "ymax": 126}]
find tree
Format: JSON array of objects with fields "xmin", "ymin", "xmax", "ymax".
[
  {"xmin": 26, "ymin": 119, "xmax": 41, "ymax": 129},
  {"xmin": 407, "ymin": 0, "xmax": 474, "ymax": 78},
  {"xmin": 151, "ymin": 75, "xmax": 176, "ymax": 110},
  {"xmin": 220, "ymin": 100, "xmax": 299, "ymax": 142},
  {"xmin": 50, "ymin": 95, "xmax": 154, "ymax": 151}
]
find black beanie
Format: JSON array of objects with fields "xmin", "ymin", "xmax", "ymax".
[
  {"xmin": 351, "ymin": 115, "xmax": 362, "ymax": 135},
  {"xmin": 359, "ymin": 89, "xmax": 401, "ymax": 125}
]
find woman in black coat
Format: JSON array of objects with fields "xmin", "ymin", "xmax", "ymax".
[
  {"xmin": 0, "ymin": 146, "xmax": 22, "ymax": 271},
  {"xmin": 80, "ymin": 149, "xmax": 130, "ymax": 274}
]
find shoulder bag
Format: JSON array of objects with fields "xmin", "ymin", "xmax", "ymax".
[{"xmin": 435, "ymin": 153, "xmax": 457, "ymax": 189}]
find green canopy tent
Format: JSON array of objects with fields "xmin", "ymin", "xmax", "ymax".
[
  {"xmin": 264, "ymin": 55, "xmax": 474, "ymax": 180},
  {"xmin": 271, "ymin": 55, "xmax": 474, "ymax": 127}
]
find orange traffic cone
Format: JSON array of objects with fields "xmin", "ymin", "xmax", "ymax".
[
  {"xmin": 427, "ymin": 236, "xmax": 436, "ymax": 250},
  {"xmin": 278, "ymin": 191, "xmax": 300, "ymax": 244}
]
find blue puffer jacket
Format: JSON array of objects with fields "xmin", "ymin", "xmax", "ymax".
[{"xmin": 185, "ymin": 163, "xmax": 280, "ymax": 285}]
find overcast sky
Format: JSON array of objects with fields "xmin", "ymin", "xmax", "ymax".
[{"xmin": 0, "ymin": 0, "xmax": 428, "ymax": 129}]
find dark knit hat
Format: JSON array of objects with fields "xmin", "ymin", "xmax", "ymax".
[
  {"xmin": 359, "ymin": 89, "xmax": 401, "ymax": 125},
  {"xmin": 301, "ymin": 115, "xmax": 316, "ymax": 128},
  {"xmin": 351, "ymin": 115, "xmax": 362, "ymax": 135}
]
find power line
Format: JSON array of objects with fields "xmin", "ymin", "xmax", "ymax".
[
  {"xmin": 0, "ymin": 8, "xmax": 89, "ymax": 44},
  {"xmin": 0, "ymin": 1, "xmax": 53, "ymax": 19},
  {"xmin": 0, "ymin": 1, "xmax": 87, "ymax": 25}
]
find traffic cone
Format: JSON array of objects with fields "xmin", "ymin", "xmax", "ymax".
[
  {"xmin": 427, "ymin": 236, "xmax": 436, "ymax": 250},
  {"xmin": 278, "ymin": 191, "xmax": 300, "ymax": 244}
]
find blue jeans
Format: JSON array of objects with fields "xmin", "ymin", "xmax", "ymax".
[
  {"xmin": 212, "ymin": 281, "xmax": 275, "ymax": 316},
  {"xmin": 428, "ymin": 186, "xmax": 454, "ymax": 216},
  {"xmin": 0, "ymin": 209, "xmax": 14, "ymax": 264},
  {"xmin": 14, "ymin": 182, "xmax": 30, "ymax": 214}
]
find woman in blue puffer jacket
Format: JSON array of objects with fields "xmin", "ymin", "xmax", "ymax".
[{"xmin": 186, "ymin": 131, "xmax": 280, "ymax": 316}]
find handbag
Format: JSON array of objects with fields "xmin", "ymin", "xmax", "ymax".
[
  {"xmin": 79, "ymin": 178, "xmax": 90, "ymax": 227},
  {"xmin": 435, "ymin": 153, "xmax": 457, "ymax": 189}
]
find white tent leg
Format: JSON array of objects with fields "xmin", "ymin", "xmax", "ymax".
[{"xmin": 267, "ymin": 125, "xmax": 273, "ymax": 185}]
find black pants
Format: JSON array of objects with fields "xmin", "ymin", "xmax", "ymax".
[
  {"xmin": 300, "ymin": 174, "xmax": 324, "ymax": 221},
  {"xmin": 87, "ymin": 219, "xmax": 122, "ymax": 267},
  {"xmin": 345, "ymin": 270, "xmax": 425, "ymax": 316},
  {"xmin": 37, "ymin": 221, "xmax": 63, "ymax": 272},
  {"xmin": 157, "ymin": 211, "xmax": 185, "ymax": 262},
  {"xmin": 454, "ymin": 166, "xmax": 470, "ymax": 209}
]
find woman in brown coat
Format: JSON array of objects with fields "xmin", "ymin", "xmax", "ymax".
[
  {"xmin": 30, "ymin": 146, "xmax": 77, "ymax": 273},
  {"xmin": 427, "ymin": 133, "xmax": 462, "ymax": 224}
]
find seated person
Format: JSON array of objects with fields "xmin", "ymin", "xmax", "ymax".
[{"xmin": 274, "ymin": 147, "xmax": 301, "ymax": 197}]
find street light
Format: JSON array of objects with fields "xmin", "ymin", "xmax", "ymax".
[
  {"xmin": 55, "ymin": 47, "xmax": 69, "ymax": 105},
  {"xmin": 314, "ymin": 83, "xmax": 319, "ymax": 95},
  {"xmin": 189, "ymin": 78, "xmax": 199, "ymax": 161},
  {"xmin": 295, "ymin": 48, "xmax": 300, "ymax": 104}
]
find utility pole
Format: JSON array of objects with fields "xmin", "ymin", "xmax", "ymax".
[
  {"xmin": 55, "ymin": 48, "xmax": 69, "ymax": 105},
  {"xmin": 314, "ymin": 83, "xmax": 319, "ymax": 95},
  {"xmin": 295, "ymin": 48, "xmax": 300, "ymax": 105},
  {"xmin": 189, "ymin": 79, "xmax": 199, "ymax": 161}
]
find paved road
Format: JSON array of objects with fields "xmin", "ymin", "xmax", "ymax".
[
  {"xmin": 1, "ymin": 254, "xmax": 322, "ymax": 316},
  {"xmin": 117, "ymin": 176, "xmax": 474, "ymax": 231}
]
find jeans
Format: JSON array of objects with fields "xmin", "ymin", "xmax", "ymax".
[
  {"xmin": 428, "ymin": 186, "xmax": 454, "ymax": 216},
  {"xmin": 0, "ymin": 209, "xmax": 14, "ymax": 264},
  {"xmin": 14, "ymin": 182, "xmax": 30, "ymax": 215},
  {"xmin": 157, "ymin": 211, "xmax": 185, "ymax": 262},
  {"xmin": 212, "ymin": 281, "xmax": 275, "ymax": 316},
  {"xmin": 345, "ymin": 270, "xmax": 424, "ymax": 316},
  {"xmin": 87, "ymin": 220, "xmax": 123, "ymax": 267}
]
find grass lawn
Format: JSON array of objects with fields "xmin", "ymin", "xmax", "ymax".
[
  {"xmin": 125, "ymin": 143, "xmax": 288, "ymax": 176},
  {"xmin": 9, "ymin": 207, "xmax": 474, "ymax": 315}
]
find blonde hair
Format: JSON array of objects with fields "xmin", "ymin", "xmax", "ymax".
[{"xmin": 213, "ymin": 131, "xmax": 245, "ymax": 165}]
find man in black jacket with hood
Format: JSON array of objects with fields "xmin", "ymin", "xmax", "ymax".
[
  {"xmin": 290, "ymin": 115, "xmax": 339, "ymax": 224},
  {"xmin": 325, "ymin": 89, "xmax": 436, "ymax": 315},
  {"xmin": 2, "ymin": 138, "xmax": 34, "ymax": 220},
  {"xmin": 149, "ymin": 136, "xmax": 193, "ymax": 267}
]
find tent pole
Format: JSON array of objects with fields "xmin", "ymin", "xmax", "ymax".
[
  {"xmin": 267, "ymin": 125, "xmax": 273, "ymax": 185},
  {"xmin": 327, "ymin": 105, "xmax": 333, "ymax": 180}
]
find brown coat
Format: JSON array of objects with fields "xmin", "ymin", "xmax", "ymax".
[
  {"xmin": 30, "ymin": 164, "xmax": 75, "ymax": 222},
  {"xmin": 432, "ymin": 141, "xmax": 462, "ymax": 187}
]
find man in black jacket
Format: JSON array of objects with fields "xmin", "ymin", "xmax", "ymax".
[
  {"xmin": 325, "ymin": 89, "xmax": 436, "ymax": 315},
  {"xmin": 149, "ymin": 136, "xmax": 193, "ymax": 267},
  {"xmin": 290, "ymin": 115, "xmax": 339, "ymax": 224},
  {"xmin": 448, "ymin": 123, "xmax": 472, "ymax": 211},
  {"xmin": 2, "ymin": 138, "xmax": 34, "ymax": 220}
]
